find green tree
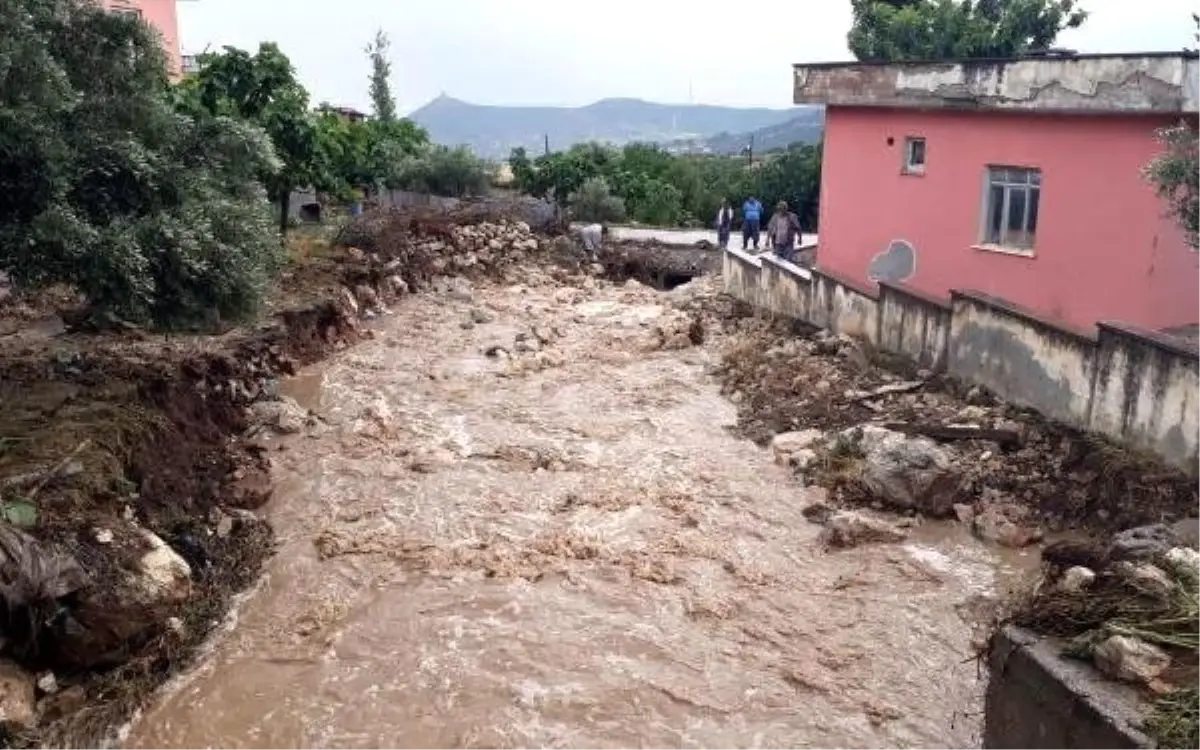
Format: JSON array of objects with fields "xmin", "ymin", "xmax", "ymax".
[
  {"xmin": 187, "ymin": 43, "xmax": 321, "ymax": 232},
  {"xmin": 368, "ymin": 118, "xmax": 430, "ymax": 188},
  {"xmin": 0, "ymin": 0, "xmax": 281, "ymax": 327},
  {"xmin": 848, "ymin": 0, "xmax": 1087, "ymax": 61},
  {"xmin": 366, "ymin": 30, "xmax": 397, "ymax": 123},
  {"xmin": 1145, "ymin": 121, "xmax": 1199, "ymax": 249},
  {"xmin": 395, "ymin": 146, "xmax": 491, "ymax": 197},
  {"xmin": 568, "ymin": 176, "xmax": 627, "ymax": 223},
  {"xmin": 0, "ymin": 0, "xmax": 278, "ymax": 326}
]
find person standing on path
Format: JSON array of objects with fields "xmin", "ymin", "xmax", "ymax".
[
  {"xmin": 741, "ymin": 196, "xmax": 763, "ymax": 250},
  {"xmin": 766, "ymin": 200, "xmax": 802, "ymax": 262},
  {"xmin": 715, "ymin": 199, "xmax": 734, "ymax": 249}
]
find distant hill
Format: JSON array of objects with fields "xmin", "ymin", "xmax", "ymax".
[
  {"xmin": 666, "ymin": 111, "xmax": 825, "ymax": 155},
  {"xmin": 408, "ymin": 95, "xmax": 818, "ymax": 159}
]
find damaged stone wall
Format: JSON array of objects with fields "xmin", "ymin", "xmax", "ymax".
[
  {"xmin": 949, "ymin": 291, "xmax": 1096, "ymax": 427},
  {"xmin": 722, "ymin": 250, "xmax": 1200, "ymax": 472},
  {"xmin": 793, "ymin": 53, "xmax": 1199, "ymax": 113}
]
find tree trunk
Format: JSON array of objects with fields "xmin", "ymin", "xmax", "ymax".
[{"xmin": 278, "ymin": 191, "xmax": 290, "ymax": 234}]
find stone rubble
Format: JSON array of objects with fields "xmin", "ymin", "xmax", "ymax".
[{"xmin": 1093, "ymin": 634, "xmax": 1171, "ymax": 684}]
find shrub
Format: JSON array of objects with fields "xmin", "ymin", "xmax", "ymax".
[{"xmin": 568, "ymin": 176, "xmax": 627, "ymax": 224}]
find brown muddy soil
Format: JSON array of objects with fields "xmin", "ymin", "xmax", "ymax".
[
  {"xmin": 713, "ymin": 316, "xmax": 1197, "ymax": 536},
  {"xmin": 0, "ymin": 290, "xmax": 360, "ymax": 746}
]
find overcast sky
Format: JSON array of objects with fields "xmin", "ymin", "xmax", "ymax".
[{"xmin": 179, "ymin": 0, "xmax": 1197, "ymax": 114}]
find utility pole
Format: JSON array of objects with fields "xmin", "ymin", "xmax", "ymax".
[
  {"xmin": 544, "ymin": 134, "xmax": 550, "ymax": 156},
  {"xmin": 747, "ymin": 134, "xmax": 754, "ymax": 166}
]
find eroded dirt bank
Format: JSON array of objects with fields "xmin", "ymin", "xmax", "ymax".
[{"xmin": 126, "ymin": 269, "xmax": 1033, "ymax": 749}]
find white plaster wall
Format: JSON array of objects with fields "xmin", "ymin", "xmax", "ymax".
[
  {"xmin": 723, "ymin": 249, "xmax": 762, "ymax": 309},
  {"xmin": 760, "ymin": 254, "xmax": 812, "ymax": 319}
]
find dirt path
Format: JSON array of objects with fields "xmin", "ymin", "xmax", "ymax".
[{"xmin": 126, "ymin": 272, "xmax": 1031, "ymax": 749}]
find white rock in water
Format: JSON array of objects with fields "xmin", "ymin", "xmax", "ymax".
[
  {"xmin": 137, "ymin": 530, "xmax": 192, "ymax": 603},
  {"xmin": 36, "ymin": 671, "xmax": 58, "ymax": 695},
  {"xmin": 770, "ymin": 429, "xmax": 825, "ymax": 467},
  {"xmin": 1093, "ymin": 634, "xmax": 1170, "ymax": 684},
  {"xmin": 1165, "ymin": 546, "xmax": 1200, "ymax": 576},
  {"xmin": 0, "ymin": 661, "xmax": 36, "ymax": 730},
  {"xmin": 791, "ymin": 448, "xmax": 818, "ymax": 472},
  {"xmin": 819, "ymin": 510, "xmax": 909, "ymax": 548},
  {"xmin": 249, "ymin": 397, "xmax": 308, "ymax": 435},
  {"xmin": 1058, "ymin": 566, "xmax": 1096, "ymax": 592},
  {"xmin": 94, "ymin": 528, "xmax": 114, "ymax": 544}
]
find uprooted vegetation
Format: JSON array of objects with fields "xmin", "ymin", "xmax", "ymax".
[{"xmin": 1002, "ymin": 539, "xmax": 1199, "ymax": 749}]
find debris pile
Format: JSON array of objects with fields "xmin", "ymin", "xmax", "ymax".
[
  {"xmin": 1002, "ymin": 526, "xmax": 1199, "ymax": 749},
  {"xmin": 714, "ymin": 319, "xmax": 1197, "ymax": 539},
  {"xmin": 329, "ymin": 213, "xmax": 551, "ymax": 323},
  {"xmin": 600, "ymin": 241, "xmax": 720, "ymax": 290}
]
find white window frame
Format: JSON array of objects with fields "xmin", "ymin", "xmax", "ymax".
[
  {"xmin": 902, "ymin": 136, "xmax": 926, "ymax": 175},
  {"xmin": 977, "ymin": 165, "xmax": 1041, "ymax": 256}
]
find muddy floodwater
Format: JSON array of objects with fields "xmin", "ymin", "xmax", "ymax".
[{"xmin": 127, "ymin": 273, "xmax": 1035, "ymax": 749}]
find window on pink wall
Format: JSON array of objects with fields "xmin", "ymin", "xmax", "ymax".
[
  {"xmin": 978, "ymin": 165, "xmax": 1041, "ymax": 254},
  {"xmin": 903, "ymin": 136, "xmax": 926, "ymax": 175}
]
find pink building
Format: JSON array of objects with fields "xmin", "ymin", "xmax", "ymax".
[
  {"xmin": 794, "ymin": 52, "xmax": 1199, "ymax": 334},
  {"xmin": 100, "ymin": 0, "xmax": 182, "ymax": 79}
]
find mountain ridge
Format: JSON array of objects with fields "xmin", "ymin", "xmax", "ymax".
[{"xmin": 408, "ymin": 95, "xmax": 823, "ymax": 158}]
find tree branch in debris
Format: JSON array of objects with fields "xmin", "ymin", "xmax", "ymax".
[{"xmin": 881, "ymin": 423, "xmax": 1022, "ymax": 447}]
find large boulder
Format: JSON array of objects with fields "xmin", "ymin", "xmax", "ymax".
[
  {"xmin": 850, "ymin": 426, "xmax": 964, "ymax": 517},
  {"xmin": 136, "ymin": 530, "xmax": 193, "ymax": 604}
]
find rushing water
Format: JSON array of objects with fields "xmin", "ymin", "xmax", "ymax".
[{"xmin": 126, "ymin": 272, "xmax": 1037, "ymax": 749}]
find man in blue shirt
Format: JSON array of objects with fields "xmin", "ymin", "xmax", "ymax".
[{"xmin": 741, "ymin": 196, "xmax": 763, "ymax": 250}]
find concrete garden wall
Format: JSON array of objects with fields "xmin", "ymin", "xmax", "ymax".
[{"xmin": 722, "ymin": 250, "xmax": 1199, "ymax": 472}]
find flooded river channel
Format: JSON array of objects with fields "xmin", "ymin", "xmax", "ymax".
[{"xmin": 127, "ymin": 272, "xmax": 1035, "ymax": 748}]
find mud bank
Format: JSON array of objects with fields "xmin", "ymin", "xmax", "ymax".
[{"xmin": 0, "ymin": 295, "xmax": 362, "ymax": 747}]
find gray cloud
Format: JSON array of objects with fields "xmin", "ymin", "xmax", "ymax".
[{"xmin": 179, "ymin": 0, "xmax": 1197, "ymax": 114}]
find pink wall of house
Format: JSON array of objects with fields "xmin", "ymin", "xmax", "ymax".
[
  {"xmin": 101, "ymin": 0, "xmax": 181, "ymax": 78},
  {"xmin": 817, "ymin": 106, "xmax": 1198, "ymax": 332}
]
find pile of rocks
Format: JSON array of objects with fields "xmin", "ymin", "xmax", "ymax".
[
  {"xmin": 334, "ymin": 219, "xmax": 544, "ymax": 322},
  {"xmin": 771, "ymin": 422, "xmax": 1049, "ymax": 548}
]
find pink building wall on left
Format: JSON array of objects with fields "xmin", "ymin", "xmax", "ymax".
[{"xmin": 100, "ymin": 0, "xmax": 181, "ymax": 78}]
